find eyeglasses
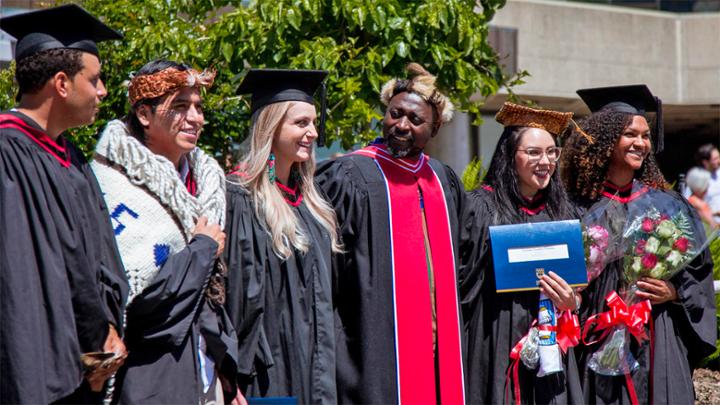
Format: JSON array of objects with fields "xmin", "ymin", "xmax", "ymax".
[{"xmin": 517, "ymin": 147, "xmax": 562, "ymax": 163}]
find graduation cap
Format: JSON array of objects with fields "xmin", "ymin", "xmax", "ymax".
[
  {"xmin": 237, "ymin": 68, "xmax": 329, "ymax": 147},
  {"xmin": 576, "ymin": 84, "xmax": 664, "ymax": 153},
  {"xmin": 0, "ymin": 4, "xmax": 123, "ymax": 61}
]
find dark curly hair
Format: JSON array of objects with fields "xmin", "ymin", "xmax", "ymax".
[
  {"xmin": 15, "ymin": 48, "xmax": 84, "ymax": 96},
  {"xmin": 483, "ymin": 126, "xmax": 576, "ymax": 224},
  {"xmin": 124, "ymin": 59, "xmax": 191, "ymax": 143},
  {"xmin": 560, "ymin": 109, "xmax": 668, "ymax": 204}
]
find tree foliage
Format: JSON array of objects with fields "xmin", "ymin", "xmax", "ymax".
[{"xmin": 0, "ymin": 0, "xmax": 519, "ymax": 161}]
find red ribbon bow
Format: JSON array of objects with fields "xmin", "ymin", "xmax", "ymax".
[
  {"xmin": 583, "ymin": 291, "xmax": 652, "ymax": 345},
  {"xmin": 556, "ymin": 310, "xmax": 581, "ymax": 353}
]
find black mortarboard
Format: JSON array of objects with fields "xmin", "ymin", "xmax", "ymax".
[
  {"xmin": 0, "ymin": 4, "xmax": 122, "ymax": 61},
  {"xmin": 237, "ymin": 68, "xmax": 329, "ymax": 146},
  {"xmin": 576, "ymin": 84, "xmax": 664, "ymax": 153}
]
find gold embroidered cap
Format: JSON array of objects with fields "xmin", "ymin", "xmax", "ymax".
[{"xmin": 495, "ymin": 102, "xmax": 573, "ymax": 137}]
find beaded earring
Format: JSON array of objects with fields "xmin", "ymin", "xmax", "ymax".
[{"xmin": 267, "ymin": 152, "xmax": 276, "ymax": 184}]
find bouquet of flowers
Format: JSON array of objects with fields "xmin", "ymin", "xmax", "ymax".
[{"xmin": 585, "ymin": 191, "xmax": 718, "ymax": 376}]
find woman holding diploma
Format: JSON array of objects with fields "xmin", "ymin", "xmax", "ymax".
[
  {"xmin": 561, "ymin": 85, "xmax": 716, "ymax": 405},
  {"xmin": 460, "ymin": 102, "xmax": 584, "ymax": 404}
]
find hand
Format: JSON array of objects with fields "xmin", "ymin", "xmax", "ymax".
[
  {"xmin": 230, "ymin": 388, "xmax": 248, "ymax": 405},
  {"xmin": 635, "ymin": 277, "xmax": 678, "ymax": 304},
  {"xmin": 86, "ymin": 325, "xmax": 127, "ymax": 391},
  {"xmin": 103, "ymin": 325, "xmax": 127, "ymax": 357},
  {"xmin": 539, "ymin": 271, "xmax": 578, "ymax": 311},
  {"xmin": 193, "ymin": 216, "xmax": 226, "ymax": 257}
]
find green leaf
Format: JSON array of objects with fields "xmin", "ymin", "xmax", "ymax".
[
  {"xmin": 352, "ymin": 7, "xmax": 365, "ymax": 29},
  {"xmin": 287, "ymin": 8, "xmax": 301, "ymax": 31},
  {"xmin": 396, "ymin": 41, "xmax": 408, "ymax": 58},
  {"xmin": 221, "ymin": 42, "xmax": 234, "ymax": 62}
]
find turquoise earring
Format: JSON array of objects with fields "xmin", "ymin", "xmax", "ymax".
[{"xmin": 267, "ymin": 152, "xmax": 276, "ymax": 184}]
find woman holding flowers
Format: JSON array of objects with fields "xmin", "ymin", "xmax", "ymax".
[
  {"xmin": 460, "ymin": 102, "xmax": 584, "ymax": 404},
  {"xmin": 561, "ymin": 85, "xmax": 716, "ymax": 404}
]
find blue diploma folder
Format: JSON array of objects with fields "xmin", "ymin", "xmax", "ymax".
[{"xmin": 489, "ymin": 219, "xmax": 588, "ymax": 293}]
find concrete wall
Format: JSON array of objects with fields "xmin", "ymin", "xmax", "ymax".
[
  {"xmin": 426, "ymin": 111, "xmax": 473, "ymax": 176},
  {"xmin": 681, "ymin": 14, "xmax": 720, "ymax": 103},
  {"xmin": 490, "ymin": 0, "xmax": 720, "ymax": 104}
]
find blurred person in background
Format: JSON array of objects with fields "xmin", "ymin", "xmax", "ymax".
[{"xmin": 685, "ymin": 167, "xmax": 719, "ymax": 228}]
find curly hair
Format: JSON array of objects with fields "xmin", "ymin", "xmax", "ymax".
[
  {"xmin": 560, "ymin": 109, "xmax": 668, "ymax": 204},
  {"xmin": 15, "ymin": 48, "xmax": 84, "ymax": 96}
]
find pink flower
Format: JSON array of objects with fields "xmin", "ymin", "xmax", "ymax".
[
  {"xmin": 588, "ymin": 226, "xmax": 609, "ymax": 249},
  {"xmin": 660, "ymin": 214, "xmax": 670, "ymax": 221},
  {"xmin": 641, "ymin": 253, "xmax": 658, "ymax": 270},
  {"xmin": 642, "ymin": 218, "xmax": 655, "ymax": 233},
  {"xmin": 635, "ymin": 239, "xmax": 647, "ymax": 255},
  {"xmin": 673, "ymin": 237, "xmax": 689, "ymax": 253}
]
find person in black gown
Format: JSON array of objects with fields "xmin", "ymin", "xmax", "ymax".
[
  {"xmin": 91, "ymin": 59, "xmax": 241, "ymax": 404},
  {"xmin": 224, "ymin": 69, "xmax": 342, "ymax": 404},
  {"xmin": 316, "ymin": 63, "xmax": 465, "ymax": 405},
  {"xmin": 0, "ymin": 5, "xmax": 128, "ymax": 403},
  {"xmin": 460, "ymin": 102, "xmax": 585, "ymax": 404},
  {"xmin": 561, "ymin": 85, "xmax": 716, "ymax": 404}
]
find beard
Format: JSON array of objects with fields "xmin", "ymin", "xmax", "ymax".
[{"xmin": 385, "ymin": 129, "xmax": 416, "ymax": 158}]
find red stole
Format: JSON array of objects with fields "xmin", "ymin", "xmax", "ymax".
[
  {"xmin": 0, "ymin": 113, "xmax": 71, "ymax": 167},
  {"xmin": 353, "ymin": 145, "xmax": 465, "ymax": 405},
  {"xmin": 185, "ymin": 166, "xmax": 197, "ymax": 196}
]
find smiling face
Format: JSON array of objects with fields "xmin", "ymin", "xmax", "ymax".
[
  {"xmin": 138, "ymin": 86, "xmax": 204, "ymax": 164},
  {"xmin": 65, "ymin": 52, "xmax": 107, "ymax": 126},
  {"xmin": 514, "ymin": 127, "xmax": 558, "ymax": 197},
  {"xmin": 609, "ymin": 115, "xmax": 651, "ymax": 173},
  {"xmin": 382, "ymin": 92, "xmax": 436, "ymax": 158},
  {"xmin": 273, "ymin": 102, "xmax": 318, "ymax": 165}
]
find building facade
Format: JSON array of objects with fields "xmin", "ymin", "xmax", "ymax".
[{"xmin": 428, "ymin": 0, "xmax": 720, "ymax": 183}]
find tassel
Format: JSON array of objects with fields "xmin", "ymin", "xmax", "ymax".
[{"xmin": 571, "ymin": 119, "xmax": 594, "ymax": 144}]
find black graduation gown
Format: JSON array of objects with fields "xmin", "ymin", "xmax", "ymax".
[
  {"xmin": 0, "ymin": 111, "xmax": 126, "ymax": 403},
  {"xmin": 575, "ymin": 181, "xmax": 717, "ymax": 404},
  {"xmin": 114, "ymin": 232, "xmax": 238, "ymax": 404},
  {"xmin": 315, "ymin": 153, "xmax": 464, "ymax": 404},
  {"xmin": 460, "ymin": 188, "xmax": 585, "ymax": 405},
  {"xmin": 224, "ymin": 181, "xmax": 336, "ymax": 404}
]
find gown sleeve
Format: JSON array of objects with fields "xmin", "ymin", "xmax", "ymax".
[
  {"xmin": 1, "ymin": 132, "xmax": 108, "ymax": 402},
  {"xmin": 669, "ymin": 200, "xmax": 717, "ymax": 363},
  {"xmin": 125, "ymin": 234, "xmax": 217, "ymax": 347},
  {"xmin": 442, "ymin": 163, "xmax": 466, "ymax": 223},
  {"xmin": 0, "ymin": 136, "xmax": 110, "ymax": 352},
  {"xmin": 315, "ymin": 157, "xmax": 369, "ymax": 304},
  {"xmin": 223, "ymin": 182, "xmax": 273, "ymax": 376},
  {"xmin": 458, "ymin": 190, "xmax": 493, "ymax": 329}
]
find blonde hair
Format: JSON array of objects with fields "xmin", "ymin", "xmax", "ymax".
[
  {"xmin": 380, "ymin": 62, "xmax": 454, "ymax": 125},
  {"xmin": 232, "ymin": 101, "xmax": 342, "ymax": 259}
]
